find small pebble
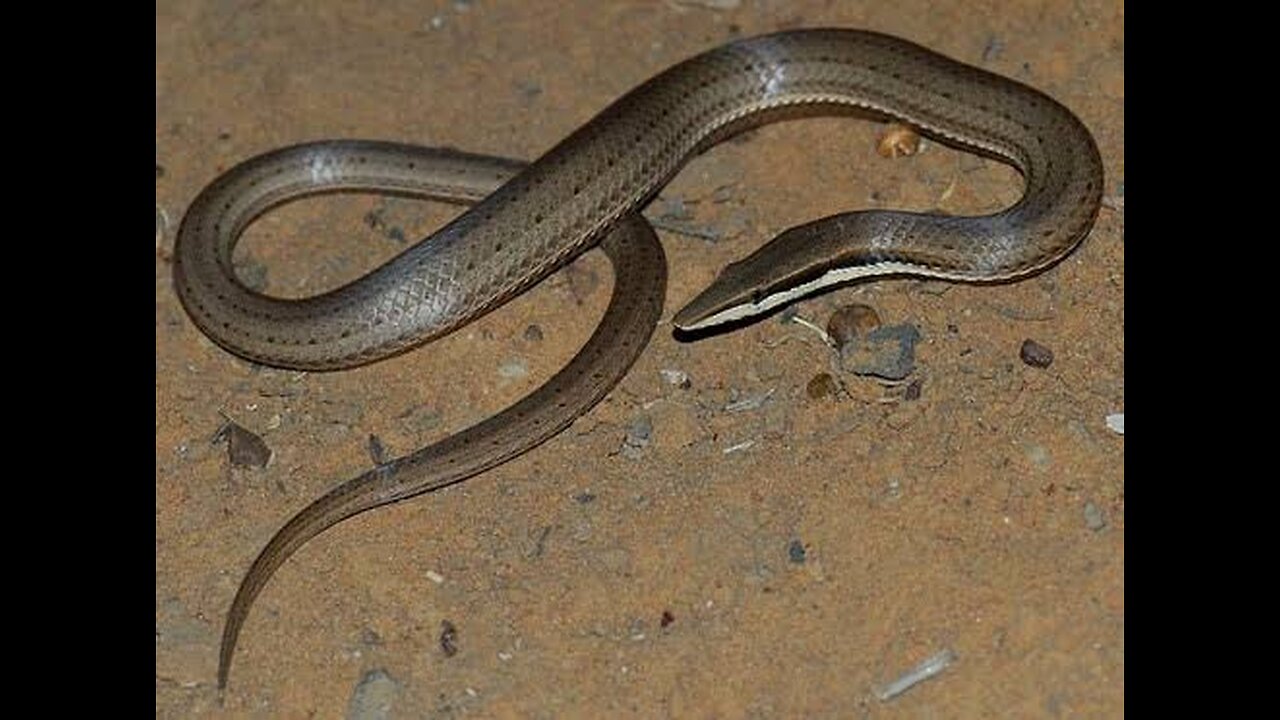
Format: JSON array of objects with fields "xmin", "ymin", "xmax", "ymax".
[
  {"xmin": 347, "ymin": 669, "xmax": 400, "ymax": 720},
  {"xmin": 839, "ymin": 324, "xmax": 921, "ymax": 381},
  {"xmin": 660, "ymin": 610, "xmax": 675, "ymax": 628},
  {"xmin": 1019, "ymin": 339, "xmax": 1054, "ymax": 368},
  {"xmin": 213, "ymin": 420, "xmax": 272, "ymax": 469},
  {"xmin": 622, "ymin": 415, "xmax": 653, "ymax": 459},
  {"xmin": 806, "ymin": 373, "xmax": 838, "ymax": 400},
  {"xmin": 1084, "ymin": 502, "xmax": 1106, "ymax": 531},
  {"xmin": 787, "ymin": 539, "xmax": 807, "ymax": 564},
  {"xmin": 440, "ymin": 620, "xmax": 459, "ymax": 657},
  {"xmin": 1105, "ymin": 413, "xmax": 1124, "ymax": 435},
  {"xmin": 660, "ymin": 368, "xmax": 691, "ymax": 389},
  {"xmin": 523, "ymin": 324, "xmax": 544, "ymax": 342},
  {"xmin": 904, "ymin": 378, "xmax": 923, "ymax": 401},
  {"xmin": 877, "ymin": 124, "xmax": 922, "ymax": 158},
  {"xmin": 827, "ymin": 304, "xmax": 882, "ymax": 348}
]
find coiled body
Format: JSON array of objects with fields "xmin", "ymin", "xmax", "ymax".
[{"xmin": 172, "ymin": 29, "xmax": 1103, "ymax": 688}]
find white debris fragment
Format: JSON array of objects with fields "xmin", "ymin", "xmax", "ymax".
[
  {"xmin": 660, "ymin": 368, "xmax": 690, "ymax": 387},
  {"xmin": 875, "ymin": 649, "xmax": 958, "ymax": 701},
  {"xmin": 1105, "ymin": 413, "xmax": 1124, "ymax": 435}
]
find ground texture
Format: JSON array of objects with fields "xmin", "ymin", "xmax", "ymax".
[{"xmin": 156, "ymin": 2, "xmax": 1123, "ymax": 716}]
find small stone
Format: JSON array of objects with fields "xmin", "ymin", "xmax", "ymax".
[
  {"xmin": 877, "ymin": 124, "xmax": 922, "ymax": 158},
  {"xmin": 1083, "ymin": 502, "xmax": 1106, "ymax": 531},
  {"xmin": 660, "ymin": 610, "xmax": 675, "ymax": 628},
  {"xmin": 347, "ymin": 669, "xmax": 400, "ymax": 720},
  {"xmin": 1105, "ymin": 413, "xmax": 1124, "ymax": 435},
  {"xmin": 904, "ymin": 378, "xmax": 923, "ymax": 401},
  {"xmin": 660, "ymin": 368, "xmax": 691, "ymax": 389},
  {"xmin": 213, "ymin": 420, "xmax": 272, "ymax": 469},
  {"xmin": 523, "ymin": 324, "xmax": 544, "ymax": 342},
  {"xmin": 440, "ymin": 620, "xmax": 459, "ymax": 657},
  {"xmin": 622, "ymin": 415, "xmax": 653, "ymax": 459},
  {"xmin": 806, "ymin": 373, "xmax": 838, "ymax": 400},
  {"xmin": 839, "ymin": 324, "xmax": 921, "ymax": 381},
  {"xmin": 1019, "ymin": 339, "xmax": 1054, "ymax": 368},
  {"xmin": 787, "ymin": 539, "xmax": 807, "ymax": 564},
  {"xmin": 827, "ymin": 304, "xmax": 882, "ymax": 348}
]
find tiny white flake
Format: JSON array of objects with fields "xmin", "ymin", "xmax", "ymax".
[{"xmin": 1105, "ymin": 413, "xmax": 1124, "ymax": 435}]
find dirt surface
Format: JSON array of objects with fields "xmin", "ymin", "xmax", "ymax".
[{"xmin": 156, "ymin": 2, "xmax": 1123, "ymax": 717}]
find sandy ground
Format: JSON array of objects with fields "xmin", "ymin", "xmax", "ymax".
[{"xmin": 156, "ymin": 2, "xmax": 1123, "ymax": 717}]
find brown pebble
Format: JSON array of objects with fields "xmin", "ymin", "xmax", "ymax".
[
  {"xmin": 1019, "ymin": 339, "xmax": 1054, "ymax": 368},
  {"xmin": 660, "ymin": 610, "xmax": 675, "ymax": 628},
  {"xmin": 440, "ymin": 619, "xmax": 459, "ymax": 657},
  {"xmin": 806, "ymin": 373, "xmax": 838, "ymax": 400},
  {"xmin": 523, "ymin": 324, "xmax": 544, "ymax": 342},
  {"xmin": 904, "ymin": 378, "xmax": 923, "ymax": 401},
  {"xmin": 877, "ymin": 124, "xmax": 922, "ymax": 158},
  {"xmin": 827, "ymin": 304, "xmax": 881, "ymax": 349}
]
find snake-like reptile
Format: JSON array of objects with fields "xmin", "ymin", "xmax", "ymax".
[{"xmin": 173, "ymin": 29, "xmax": 1103, "ymax": 688}]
